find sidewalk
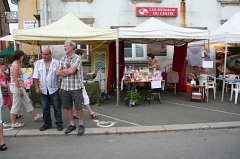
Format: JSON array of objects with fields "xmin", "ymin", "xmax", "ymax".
[{"xmin": 2, "ymin": 89, "xmax": 240, "ymax": 136}]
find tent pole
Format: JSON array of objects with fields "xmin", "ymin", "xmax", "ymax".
[
  {"xmin": 221, "ymin": 36, "xmax": 228, "ymax": 102},
  {"xmin": 206, "ymin": 39, "xmax": 210, "ymax": 103},
  {"xmin": 14, "ymin": 40, "xmax": 16, "ymax": 50},
  {"xmin": 115, "ymin": 39, "xmax": 119, "ymax": 106}
]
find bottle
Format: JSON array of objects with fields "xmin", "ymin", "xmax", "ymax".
[{"xmin": 128, "ymin": 66, "xmax": 131, "ymax": 73}]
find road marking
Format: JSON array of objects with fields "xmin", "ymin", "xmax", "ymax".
[
  {"xmin": 163, "ymin": 101, "xmax": 240, "ymax": 116},
  {"xmin": 93, "ymin": 120, "xmax": 117, "ymax": 127},
  {"xmin": 83, "ymin": 109, "xmax": 141, "ymax": 126}
]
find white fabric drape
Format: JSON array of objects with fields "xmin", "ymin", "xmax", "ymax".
[{"xmin": 187, "ymin": 46, "xmax": 204, "ymax": 67}]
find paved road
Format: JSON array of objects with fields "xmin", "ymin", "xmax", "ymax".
[{"xmin": 2, "ymin": 128, "xmax": 240, "ymax": 159}]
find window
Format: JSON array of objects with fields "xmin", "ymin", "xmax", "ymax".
[
  {"xmin": 124, "ymin": 44, "xmax": 132, "ymax": 58},
  {"xmin": 124, "ymin": 44, "xmax": 147, "ymax": 61},
  {"xmin": 77, "ymin": 44, "xmax": 90, "ymax": 62}
]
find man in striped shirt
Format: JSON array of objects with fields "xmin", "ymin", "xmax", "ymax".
[
  {"xmin": 33, "ymin": 48, "xmax": 63, "ymax": 131},
  {"xmin": 56, "ymin": 40, "xmax": 85, "ymax": 135}
]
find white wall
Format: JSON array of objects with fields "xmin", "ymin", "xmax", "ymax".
[{"xmin": 40, "ymin": 0, "xmax": 240, "ymax": 72}]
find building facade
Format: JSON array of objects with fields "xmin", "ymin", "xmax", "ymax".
[
  {"xmin": 17, "ymin": 0, "xmax": 40, "ymax": 55},
  {"xmin": 0, "ymin": 0, "xmax": 11, "ymax": 51},
  {"xmin": 15, "ymin": 0, "xmax": 240, "ymax": 75}
]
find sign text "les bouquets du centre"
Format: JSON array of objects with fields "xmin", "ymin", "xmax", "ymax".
[{"xmin": 136, "ymin": 7, "xmax": 178, "ymax": 17}]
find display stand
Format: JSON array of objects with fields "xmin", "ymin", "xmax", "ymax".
[{"xmin": 188, "ymin": 85, "xmax": 205, "ymax": 102}]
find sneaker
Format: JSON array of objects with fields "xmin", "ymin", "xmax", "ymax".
[
  {"xmin": 34, "ymin": 114, "xmax": 43, "ymax": 121},
  {"xmin": 39, "ymin": 125, "xmax": 52, "ymax": 131},
  {"xmin": 65, "ymin": 125, "xmax": 76, "ymax": 134},
  {"xmin": 78, "ymin": 125, "xmax": 85, "ymax": 135},
  {"xmin": 57, "ymin": 125, "xmax": 63, "ymax": 131},
  {"xmin": 3, "ymin": 122, "xmax": 11, "ymax": 127}
]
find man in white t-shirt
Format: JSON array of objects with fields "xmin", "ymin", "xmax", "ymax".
[{"xmin": 33, "ymin": 48, "xmax": 63, "ymax": 131}]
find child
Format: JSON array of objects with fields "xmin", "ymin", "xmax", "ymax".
[{"xmin": 0, "ymin": 60, "xmax": 23, "ymax": 121}]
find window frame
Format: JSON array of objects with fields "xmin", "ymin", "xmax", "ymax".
[{"xmin": 124, "ymin": 44, "xmax": 148, "ymax": 61}]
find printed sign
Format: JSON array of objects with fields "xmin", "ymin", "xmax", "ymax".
[
  {"xmin": 23, "ymin": 21, "xmax": 39, "ymax": 29},
  {"xmin": 22, "ymin": 68, "xmax": 33, "ymax": 89},
  {"xmin": 5, "ymin": 11, "xmax": 18, "ymax": 23},
  {"xmin": 136, "ymin": 7, "xmax": 178, "ymax": 17}
]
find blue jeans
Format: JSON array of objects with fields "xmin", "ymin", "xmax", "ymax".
[{"xmin": 40, "ymin": 90, "xmax": 63, "ymax": 126}]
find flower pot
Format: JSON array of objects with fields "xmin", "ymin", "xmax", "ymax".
[{"xmin": 128, "ymin": 100, "xmax": 135, "ymax": 107}]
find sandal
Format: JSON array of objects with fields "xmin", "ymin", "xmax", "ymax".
[
  {"xmin": 16, "ymin": 114, "xmax": 23, "ymax": 119},
  {"xmin": 74, "ymin": 116, "xmax": 79, "ymax": 119},
  {"xmin": 11, "ymin": 122, "xmax": 25, "ymax": 128},
  {"xmin": 90, "ymin": 112, "xmax": 99, "ymax": 118},
  {"xmin": 0, "ymin": 143, "xmax": 7, "ymax": 151}
]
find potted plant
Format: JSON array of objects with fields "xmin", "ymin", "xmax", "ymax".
[{"xmin": 124, "ymin": 90, "xmax": 142, "ymax": 107}]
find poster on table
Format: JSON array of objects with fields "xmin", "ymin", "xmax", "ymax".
[
  {"xmin": 147, "ymin": 44, "xmax": 167, "ymax": 56},
  {"xmin": 22, "ymin": 68, "xmax": 33, "ymax": 89}
]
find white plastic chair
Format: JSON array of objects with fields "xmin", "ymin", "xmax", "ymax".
[
  {"xmin": 198, "ymin": 74, "xmax": 216, "ymax": 99},
  {"xmin": 230, "ymin": 82, "xmax": 240, "ymax": 104},
  {"xmin": 225, "ymin": 74, "xmax": 239, "ymax": 94}
]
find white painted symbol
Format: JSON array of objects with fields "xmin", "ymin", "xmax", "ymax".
[
  {"xmin": 93, "ymin": 120, "xmax": 117, "ymax": 128},
  {"xmin": 3, "ymin": 128, "xmax": 14, "ymax": 131}
]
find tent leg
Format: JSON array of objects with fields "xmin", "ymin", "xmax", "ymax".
[
  {"xmin": 115, "ymin": 39, "xmax": 119, "ymax": 106},
  {"xmin": 221, "ymin": 37, "xmax": 228, "ymax": 102}
]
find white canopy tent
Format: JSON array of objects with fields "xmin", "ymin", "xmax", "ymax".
[
  {"xmin": 0, "ymin": 35, "xmax": 14, "ymax": 41},
  {"xmin": 208, "ymin": 12, "xmax": 240, "ymax": 102},
  {"xmin": 13, "ymin": 12, "xmax": 121, "ymax": 105},
  {"xmin": 118, "ymin": 17, "xmax": 209, "ymax": 45},
  {"xmin": 13, "ymin": 15, "xmax": 210, "ymax": 105},
  {"xmin": 13, "ymin": 12, "xmax": 118, "ymax": 45}
]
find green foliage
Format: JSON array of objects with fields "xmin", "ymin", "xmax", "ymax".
[{"xmin": 124, "ymin": 90, "xmax": 142, "ymax": 104}]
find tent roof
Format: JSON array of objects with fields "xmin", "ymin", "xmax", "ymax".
[
  {"xmin": 210, "ymin": 12, "xmax": 240, "ymax": 44},
  {"xmin": 118, "ymin": 17, "xmax": 209, "ymax": 45},
  {"xmin": 0, "ymin": 46, "xmax": 14, "ymax": 58},
  {"xmin": 0, "ymin": 35, "xmax": 13, "ymax": 41},
  {"xmin": 13, "ymin": 13, "xmax": 118, "ymax": 45}
]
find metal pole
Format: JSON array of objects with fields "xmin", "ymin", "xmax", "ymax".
[
  {"xmin": 115, "ymin": 39, "xmax": 119, "ymax": 106},
  {"xmin": 206, "ymin": 39, "xmax": 210, "ymax": 103},
  {"xmin": 221, "ymin": 35, "xmax": 228, "ymax": 102}
]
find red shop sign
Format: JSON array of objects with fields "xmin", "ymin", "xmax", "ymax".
[{"xmin": 136, "ymin": 7, "xmax": 178, "ymax": 17}]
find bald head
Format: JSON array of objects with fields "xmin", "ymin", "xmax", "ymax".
[{"xmin": 42, "ymin": 48, "xmax": 52, "ymax": 62}]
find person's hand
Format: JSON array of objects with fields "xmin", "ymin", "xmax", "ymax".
[
  {"xmin": 19, "ymin": 89, "xmax": 24, "ymax": 97},
  {"xmin": 35, "ymin": 88, "xmax": 41, "ymax": 95},
  {"xmin": 58, "ymin": 89, "xmax": 62, "ymax": 95}
]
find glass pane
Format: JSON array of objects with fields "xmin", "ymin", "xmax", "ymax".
[
  {"xmin": 124, "ymin": 44, "xmax": 132, "ymax": 58},
  {"xmin": 135, "ymin": 44, "xmax": 144, "ymax": 57}
]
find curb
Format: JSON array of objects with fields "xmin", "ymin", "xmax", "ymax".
[{"xmin": 4, "ymin": 121, "xmax": 240, "ymax": 137}]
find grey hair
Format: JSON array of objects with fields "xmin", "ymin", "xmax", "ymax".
[{"xmin": 65, "ymin": 40, "xmax": 76, "ymax": 48}]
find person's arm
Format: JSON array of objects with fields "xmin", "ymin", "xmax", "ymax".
[
  {"xmin": 62, "ymin": 67, "xmax": 77, "ymax": 75},
  {"xmin": 56, "ymin": 59, "xmax": 68, "ymax": 76},
  {"xmin": 56, "ymin": 69, "xmax": 68, "ymax": 76},
  {"xmin": 155, "ymin": 60, "xmax": 161, "ymax": 70},
  {"xmin": 33, "ymin": 78, "xmax": 41, "ymax": 95},
  {"xmin": 58, "ymin": 78, "xmax": 62, "ymax": 95}
]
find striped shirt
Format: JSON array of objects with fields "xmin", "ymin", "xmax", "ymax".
[
  {"xmin": 59, "ymin": 54, "xmax": 84, "ymax": 91},
  {"xmin": 33, "ymin": 58, "xmax": 61, "ymax": 95}
]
